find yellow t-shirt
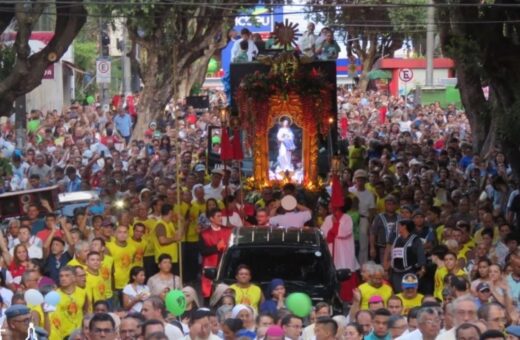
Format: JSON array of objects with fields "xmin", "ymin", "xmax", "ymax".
[
  {"xmin": 358, "ymin": 282, "xmax": 394, "ymax": 310},
  {"xmin": 132, "ymin": 218, "xmax": 157, "ymax": 257},
  {"xmin": 100, "ymin": 255, "xmax": 114, "ymax": 299},
  {"xmin": 436, "ymin": 225, "xmax": 445, "ymax": 243},
  {"xmin": 128, "ymin": 237, "xmax": 147, "ymax": 267},
  {"xmin": 348, "ymin": 145, "xmax": 365, "ymax": 170},
  {"xmin": 375, "ymin": 195, "xmax": 385, "ymax": 213},
  {"xmin": 173, "ymin": 202, "xmax": 190, "ymax": 226},
  {"xmin": 434, "ymin": 266, "xmax": 466, "ymax": 301},
  {"xmin": 49, "ymin": 287, "xmax": 86, "ymax": 340},
  {"xmin": 67, "ymin": 257, "xmax": 87, "ymax": 270},
  {"xmin": 397, "ymin": 293, "xmax": 424, "ymax": 315},
  {"xmin": 230, "ymin": 283, "xmax": 263, "ymax": 312},
  {"xmin": 474, "ymin": 226, "xmax": 500, "ymax": 245},
  {"xmin": 30, "ymin": 304, "xmax": 44, "ymax": 327},
  {"xmin": 85, "ymin": 271, "xmax": 107, "ymax": 309},
  {"xmin": 185, "ymin": 201, "xmax": 206, "ymax": 242},
  {"xmin": 106, "ymin": 241, "xmax": 136, "ymax": 290},
  {"xmin": 153, "ymin": 219, "xmax": 180, "ymax": 263}
]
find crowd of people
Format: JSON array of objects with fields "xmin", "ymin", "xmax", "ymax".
[
  {"xmin": 231, "ymin": 23, "xmax": 341, "ymax": 62},
  {"xmin": 0, "ymin": 74, "xmax": 519, "ymax": 340}
]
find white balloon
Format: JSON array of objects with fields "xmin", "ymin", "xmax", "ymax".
[{"xmin": 24, "ymin": 289, "xmax": 44, "ymax": 306}]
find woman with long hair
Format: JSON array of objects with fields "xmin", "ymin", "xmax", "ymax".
[
  {"xmin": 9, "ymin": 244, "xmax": 30, "ymax": 285},
  {"xmin": 470, "ymin": 257, "xmax": 491, "ymax": 294}
]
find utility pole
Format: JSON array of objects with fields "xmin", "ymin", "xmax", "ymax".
[
  {"xmin": 99, "ymin": 19, "xmax": 110, "ymax": 106},
  {"xmin": 425, "ymin": 0, "xmax": 435, "ymax": 86},
  {"xmin": 121, "ymin": 24, "xmax": 131, "ymax": 96}
]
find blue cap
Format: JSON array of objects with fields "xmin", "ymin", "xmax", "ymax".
[
  {"xmin": 507, "ymin": 325, "xmax": 520, "ymax": 337},
  {"xmin": 5, "ymin": 304, "xmax": 30, "ymax": 319},
  {"xmin": 270, "ymin": 278, "xmax": 284, "ymax": 293},
  {"xmin": 236, "ymin": 330, "xmax": 256, "ymax": 339},
  {"xmin": 402, "ymin": 273, "xmax": 418, "ymax": 289}
]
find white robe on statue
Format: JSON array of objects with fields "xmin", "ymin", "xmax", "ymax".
[{"xmin": 321, "ymin": 213, "xmax": 360, "ymax": 271}]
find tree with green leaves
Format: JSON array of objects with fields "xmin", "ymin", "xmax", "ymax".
[
  {"xmin": 435, "ymin": 0, "xmax": 520, "ymax": 175},
  {"xmin": 310, "ymin": 0, "xmax": 428, "ymax": 91},
  {"xmin": 104, "ymin": 1, "xmax": 240, "ymax": 139},
  {"xmin": 310, "ymin": 0, "xmax": 407, "ymax": 91},
  {"xmin": 0, "ymin": 1, "xmax": 86, "ymax": 114}
]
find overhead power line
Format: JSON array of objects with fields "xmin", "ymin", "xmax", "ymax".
[{"xmin": 2, "ymin": 0, "xmax": 520, "ymax": 7}]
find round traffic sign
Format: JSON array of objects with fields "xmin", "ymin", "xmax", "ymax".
[
  {"xmin": 98, "ymin": 61, "xmax": 110, "ymax": 74},
  {"xmin": 399, "ymin": 68, "xmax": 414, "ymax": 82}
]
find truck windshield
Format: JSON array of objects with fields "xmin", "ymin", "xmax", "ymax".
[{"xmin": 220, "ymin": 246, "xmax": 331, "ymax": 285}]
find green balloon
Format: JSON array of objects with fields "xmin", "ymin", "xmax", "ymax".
[
  {"xmin": 27, "ymin": 119, "xmax": 40, "ymax": 133},
  {"xmin": 286, "ymin": 292, "xmax": 312, "ymax": 318},
  {"xmin": 207, "ymin": 58, "xmax": 219, "ymax": 73},
  {"xmin": 165, "ymin": 290, "xmax": 186, "ymax": 316},
  {"xmin": 86, "ymin": 95, "xmax": 95, "ymax": 105}
]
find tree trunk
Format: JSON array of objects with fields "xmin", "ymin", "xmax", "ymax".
[
  {"xmin": 129, "ymin": 10, "xmax": 232, "ymax": 140},
  {"xmin": 356, "ymin": 36, "xmax": 378, "ymax": 93},
  {"xmin": 357, "ymin": 59, "xmax": 372, "ymax": 93}
]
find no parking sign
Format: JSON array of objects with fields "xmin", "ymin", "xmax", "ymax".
[
  {"xmin": 96, "ymin": 59, "xmax": 111, "ymax": 84},
  {"xmin": 399, "ymin": 68, "xmax": 414, "ymax": 82}
]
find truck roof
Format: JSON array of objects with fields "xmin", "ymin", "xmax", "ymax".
[{"xmin": 230, "ymin": 226, "xmax": 322, "ymax": 247}]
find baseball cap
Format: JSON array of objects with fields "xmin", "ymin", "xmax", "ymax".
[
  {"xmin": 402, "ymin": 273, "xmax": 418, "ymax": 289},
  {"xmin": 477, "ymin": 282, "xmax": 491, "ymax": 292},
  {"xmin": 194, "ymin": 164, "xmax": 206, "ymax": 172},
  {"xmin": 506, "ymin": 325, "xmax": 520, "ymax": 337},
  {"xmin": 368, "ymin": 295, "xmax": 384, "ymax": 304},
  {"xmin": 266, "ymin": 325, "xmax": 284, "ymax": 337},
  {"xmin": 353, "ymin": 169, "xmax": 368, "ymax": 180}
]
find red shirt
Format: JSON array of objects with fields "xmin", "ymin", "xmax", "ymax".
[{"xmin": 36, "ymin": 229, "xmax": 63, "ymax": 243}]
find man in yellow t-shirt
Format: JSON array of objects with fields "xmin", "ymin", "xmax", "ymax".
[
  {"xmin": 132, "ymin": 203, "xmax": 158, "ymax": 278},
  {"xmin": 128, "ymin": 223, "xmax": 147, "ymax": 267},
  {"xmin": 183, "ymin": 185, "xmax": 206, "ymax": 284},
  {"xmin": 230, "ymin": 265, "xmax": 263, "ymax": 312},
  {"xmin": 67, "ymin": 240, "xmax": 89, "ymax": 270},
  {"xmin": 396, "ymin": 273, "xmax": 424, "ymax": 315},
  {"xmin": 106, "ymin": 225, "xmax": 135, "ymax": 305},
  {"xmin": 49, "ymin": 266, "xmax": 88, "ymax": 340},
  {"xmin": 434, "ymin": 251, "xmax": 466, "ymax": 301},
  {"xmin": 85, "ymin": 251, "xmax": 107, "ymax": 310},
  {"xmin": 91, "ymin": 237, "xmax": 113, "ymax": 303},
  {"xmin": 154, "ymin": 204, "xmax": 184, "ymax": 275},
  {"xmin": 358, "ymin": 266, "xmax": 393, "ymax": 310}
]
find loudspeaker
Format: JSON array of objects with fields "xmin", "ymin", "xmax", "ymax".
[{"xmin": 186, "ymin": 96, "xmax": 210, "ymax": 112}]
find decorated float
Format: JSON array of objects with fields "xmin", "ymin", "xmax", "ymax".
[{"xmin": 232, "ymin": 21, "xmax": 338, "ymax": 190}]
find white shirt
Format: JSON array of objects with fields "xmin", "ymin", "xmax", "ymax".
[
  {"xmin": 165, "ymin": 323, "xmax": 184, "ymax": 340},
  {"xmin": 0, "ymin": 287, "xmax": 13, "ymax": 307},
  {"xmin": 348, "ymin": 188, "xmax": 375, "ymax": 216},
  {"xmin": 122, "ymin": 284, "xmax": 150, "ymax": 312},
  {"xmin": 222, "ymin": 212, "xmax": 243, "ymax": 228},
  {"xmin": 204, "ymin": 183, "xmax": 224, "ymax": 201},
  {"xmin": 435, "ymin": 328, "xmax": 455, "ymax": 340},
  {"xmin": 269, "ymin": 210, "xmax": 312, "ymax": 229},
  {"xmin": 302, "ymin": 324, "xmax": 314, "ymax": 340},
  {"xmin": 231, "ymin": 38, "xmax": 259, "ymax": 61},
  {"xmin": 396, "ymin": 329, "xmax": 422, "ymax": 340},
  {"xmin": 298, "ymin": 31, "xmax": 317, "ymax": 57}
]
